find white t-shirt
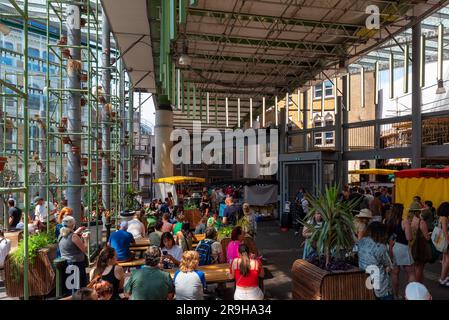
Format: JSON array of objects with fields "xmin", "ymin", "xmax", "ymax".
[
  {"xmin": 34, "ymin": 204, "xmax": 47, "ymax": 222},
  {"xmin": 0, "ymin": 238, "xmax": 11, "ymax": 268},
  {"xmin": 165, "ymin": 245, "xmax": 183, "ymax": 262},
  {"xmin": 211, "ymin": 241, "xmax": 222, "ymax": 264},
  {"xmin": 127, "ymin": 219, "xmax": 145, "ymax": 239}
]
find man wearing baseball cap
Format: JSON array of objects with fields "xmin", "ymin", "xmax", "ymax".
[
  {"xmin": 405, "ymin": 282, "xmax": 432, "ymax": 300},
  {"xmin": 108, "ymin": 220, "xmax": 135, "ymax": 262}
]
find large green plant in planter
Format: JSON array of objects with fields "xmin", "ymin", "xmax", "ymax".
[
  {"xmin": 9, "ymin": 231, "xmax": 57, "ymax": 281},
  {"xmin": 217, "ymin": 217, "xmax": 249, "ymax": 241},
  {"xmin": 123, "ymin": 187, "xmax": 140, "ymax": 212},
  {"xmin": 300, "ymin": 185, "xmax": 360, "ymax": 269}
]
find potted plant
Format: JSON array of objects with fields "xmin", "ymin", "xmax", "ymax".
[
  {"xmin": 4, "ymin": 231, "xmax": 57, "ymax": 297},
  {"xmin": 121, "ymin": 187, "xmax": 139, "ymax": 219},
  {"xmin": 62, "ymin": 136, "xmax": 71, "ymax": 144},
  {"xmin": 291, "ymin": 185, "xmax": 374, "ymax": 300}
]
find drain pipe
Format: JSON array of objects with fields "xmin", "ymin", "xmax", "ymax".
[{"xmin": 66, "ymin": 4, "xmax": 82, "ymax": 225}]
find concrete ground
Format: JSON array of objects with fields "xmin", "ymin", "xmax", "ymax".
[{"xmin": 1, "ymin": 219, "xmax": 448, "ymax": 300}]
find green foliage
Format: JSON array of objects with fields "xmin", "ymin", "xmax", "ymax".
[
  {"xmin": 124, "ymin": 187, "xmax": 140, "ymax": 211},
  {"xmin": 299, "ymin": 185, "xmax": 359, "ymax": 267},
  {"xmin": 9, "ymin": 231, "xmax": 57, "ymax": 281},
  {"xmin": 216, "ymin": 216, "xmax": 248, "ymax": 241}
]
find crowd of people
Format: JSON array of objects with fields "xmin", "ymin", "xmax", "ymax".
[
  {"xmin": 299, "ymin": 185, "xmax": 448, "ymax": 300},
  {"xmin": 52, "ymin": 187, "xmax": 264, "ymax": 300}
]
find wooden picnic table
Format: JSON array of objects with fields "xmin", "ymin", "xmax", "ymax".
[
  {"xmin": 130, "ymin": 239, "xmax": 150, "ymax": 247},
  {"xmin": 121, "ymin": 263, "xmax": 232, "ymax": 284},
  {"xmin": 193, "ymin": 233, "xmax": 205, "ymax": 242},
  {"xmin": 130, "ymin": 246, "xmax": 149, "ymax": 252}
]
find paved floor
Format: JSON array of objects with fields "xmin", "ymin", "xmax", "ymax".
[{"xmin": 1, "ymin": 219, "xmax": 448, "ymax": 300}]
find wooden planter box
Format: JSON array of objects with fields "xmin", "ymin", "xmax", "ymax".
[
  {"xmin": 184, "ymin": 208, "xmax": 202, "ymax": 229},
  {"xmin": 4, "ymin": 244, "xmax": 58, "ymax": 298},
  {"xmin": 291, "ymin": 259, "xmax": 375, "ymax": 300}
]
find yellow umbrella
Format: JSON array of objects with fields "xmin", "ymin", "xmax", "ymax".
[
  {"xmin": 348, "ymin": 169, "xmax": 398, "ymax": 175},
  {"xmin": 152, "ymin": 176, "xmax": 206, "ymax": 184}
]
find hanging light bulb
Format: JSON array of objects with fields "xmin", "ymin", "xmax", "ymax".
[{"xmin": 178, "ymin": 39, "xmax": 191, "ymax": 66}]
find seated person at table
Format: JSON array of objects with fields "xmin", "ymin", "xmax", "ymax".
[
  {"xmin": 92, "ymin": 280, "xmax": 114, "ymax": 300},
  {"xmin": 173, "ymin": 213, "xmax": 185, "ymax": 235},
  {"xmin": 207, "ymin": 211, "xmax": 220, "ymax": 231},
  {"xmin": 174, "ymin": 251, "xmax": 206, "ymax": 300},
  {"xmin": 159, "ymin": 198, "xmax": 170, "ymax": 214},
  {"xmin": 124, "ymin": 246, "xmax": 174, "ymax": 300},
  {"xmin": 149, "ymin": 220, "xmax": 164, "ymax": 247},
  {"xmin": 176, "ymin": 222, "xmax": 193, "ymax": 252},
  {"xmin": 226, "ymin": 226, "xmax": 245, "ymax": 263},
  {"xmin": 160, "ymin": 232, "xmax": 183, "ymax": 268},
  {"xmin": 127, "ymin": 211, "xmax": 146, "ymax": 240},
  {"xmin": 72, "ymin": 288, "xmax": 98, "ymax": 300},
  {"xmin": 89, "ymin": 246, "xmax": 124, "ymax": 300},
  {"xmin": 229, "ymin": 244, "xmax": 264, "ymax": 300},
  {"xmin": 194, "ymin": 216, "xmax": 208, "ymax": 235},
  {"xmin": 196, "ymin": 227, "xmax": 224, "ymax": 266},
  {"xmin": 108, "ymin": 221, "xmax": 135, "ymax": 262},
  {"xmin": 161, "ymin": 213, "xmax": 174, "ymax": 233}
]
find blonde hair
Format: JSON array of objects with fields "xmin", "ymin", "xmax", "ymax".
[
  {"xmin": 179, "ymin": 251, "xmax": 199, "ymax": 273},
  {"xmin": 60, "ymin": 216, "xmax": 76, "ymax": 237}
]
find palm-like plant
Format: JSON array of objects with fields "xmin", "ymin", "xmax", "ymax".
[{"xmin": 299, "ymin": 185, "xmax": 360, "ymax": 268}]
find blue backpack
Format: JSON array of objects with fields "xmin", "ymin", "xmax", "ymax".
[{"xmin": 195, "ymin": 239, "xmax": 214, "ymax": 266}]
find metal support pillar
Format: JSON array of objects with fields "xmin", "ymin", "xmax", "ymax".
[
  {"xmin": 66, "ymin": 4, "xmax": 82, "ymax": 224},
  {"xmin": 342, "ymin": 75, "xmax": 349, "ymax": 187},
  {"xmin": 128, "ymin": 89, "xmax": 134, "ymax": 188},
  {"xmin": 101, "ymin": 10, "xmax": 111, "ymax": 211},
  {"xmin": 412, "ymin": 23, "xmax": 422, "ymax": 168},
  {"xmin": 38, "ymin": 105, "xmax": 47, "ymax": 201},
  {"xmin": 335, "ymin": 96, "xmax": 343, "ymax": 187},
  {"xmin": 154, "ymin": 96, "xmax": 173, "ymax": 179},
  {"xmin": 302, "ymin": 91, "xmax": 308, "ymax": 151}
]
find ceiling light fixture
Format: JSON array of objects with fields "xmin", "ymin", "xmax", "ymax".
[{"xmin": 178, "ymin": 40, "xmax": 191, "ymax": 66}]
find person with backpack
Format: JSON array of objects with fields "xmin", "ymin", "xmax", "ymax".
[{"xmin": 195, "ymin": 227, "xmax": 224, "ymax": 266}]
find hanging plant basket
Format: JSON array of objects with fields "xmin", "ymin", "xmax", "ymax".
[
  {"xmin": 61, "ymin": 48, "xmax": 71, "ymax": 59},
  {"xmin": 71, "ymin": 146, "xmax": 81, "ymax": 154},
  {"xmin": 57, "ymin": 126, "xmax": 65, "ymax": 133},
  {"xmin": 79, "ymin": 73, "xmax": 88, "ymax": 82},
  {"xmin": 62, "ymin": 136, "xmax": 71, "ymax": 145},
  {"xmin": 58, "ymin": 36, "xmax": 67, "ymax": 45},
  {"xmin": 104, "ymin": 103, "xmax": 112, "ymax": 114},
  {"xmin": 0, "ymin": 156, "xmax": 8, "ymax": 172}
]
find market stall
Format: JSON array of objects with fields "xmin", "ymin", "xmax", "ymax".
[
  {"xmin": 153, "ymin": 176, "xmax": 206, "ymax": 228},
  {"xmin": 209, "ymin": 179, "xmax": 279, "ymax": 220},
  {"xmin": 348, "ymin": 168, "xmax": 398, "ymax": 188},
  {"xmin": 394, "ymin": 167, "xmax": 449, "ymax": 210}
]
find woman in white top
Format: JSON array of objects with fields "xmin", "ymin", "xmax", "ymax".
[
  {"xmin": 160, "ymin": 232, "xmax": 183, "ymax": 268},
  {"xmin": 127, "ymin": 212, "xmax": 146, "ymax": 240}
]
